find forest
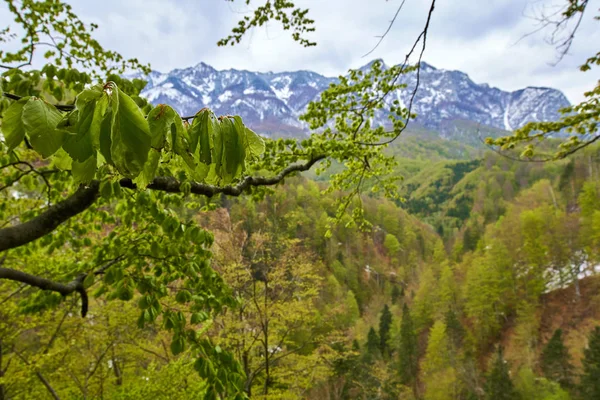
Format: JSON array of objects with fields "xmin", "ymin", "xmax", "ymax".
[{"xmin": 1, "ymin": 0, "xmax": 600, "ymax": 399}]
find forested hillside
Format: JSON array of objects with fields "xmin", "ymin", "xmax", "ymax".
[
  {"xmin": 1, "ymin": 0, "xmax": 599, "ymax": 399},
  {"xmin": 3, "ymin": 140, "xmax": 600, "ymax": 399}
]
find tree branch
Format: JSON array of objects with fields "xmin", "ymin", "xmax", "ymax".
[
  {"xmin": 0, "ymin": 181, "xmax": 100, "ymax": 253},
  {"xmin": 119, "ymin": 155, "xmax": 326, "ymax": 196},
  {"xmin": 2, "ymin": 92, "xmax": 75, "ymax": 112},
  {"xmin": 0, "ymin": 257, "xmax": 122, "ymax": 317}
]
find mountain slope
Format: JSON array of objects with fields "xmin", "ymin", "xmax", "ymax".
[{"xmin": 135, "ymin": 60, "xmax": 570, "ymax": 139}]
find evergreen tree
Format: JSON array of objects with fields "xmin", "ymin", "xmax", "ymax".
[
  {"xmin": 580, "ymin": 326, "xmax": 600, "ymax": 399},
  {"xmin": 485, "ymin": 346, "xmax": 519, "ymax": 400},
  {"xmin": 399, "ymin": 304, "xmax": 419, "ymax": 388},
  {"xmin": 391, "ymin": 285, "xmax": 402, "ymax": 304},
  {"xmin": 444, "ymin": 309, "xmax": 465, "ymax": 352},
  {"xmin": 366, "ymin": 327, "xmax": 380, "ymax": 358},
  {"xmin": 540, "ymin": 329, "xmax": 573, "ymax": 389},
  {"xmin": 379, "ymin": 304, "xmax": 393, "ymax": 357}
]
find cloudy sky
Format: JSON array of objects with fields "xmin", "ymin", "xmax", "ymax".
[{"xmin": 4, "ymin": 0, "xmax": 599, "ymax": 103}]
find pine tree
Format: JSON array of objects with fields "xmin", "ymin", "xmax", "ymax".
[
  {"xmin": 379, "ymin": 304, "xmax": 393, "ymax": 357},
  {"xmin": 366, "ymin": 327, "xmax": 380, "ymax": 358},
  {"xmin": 540, "ymin": 329, "xmax": 573, "ymax": 389},
  {"xmin": 580, "ymin": 326, "xmax": 600, "ymax": 399},
  {"xmin": 391, "ymin": 285, "xmax": 402, "ymax": 304},
  {"xmin": 444, "ymin": 309, "xmax": 465, "ymax": 352},
  {"xmin": 485, "ymin": 346, "xmax": 519, "ymax": 400},
  {"xmin": 399, "ymin": 304, "xmax": 418, "ymax": 388}
]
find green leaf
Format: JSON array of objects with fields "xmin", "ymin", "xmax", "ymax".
[
  {"xmin": 62, "ymin": 85, "xmax": 104, "ymax": 161},
  {"xmin": 99, "ymin": 180, "xmax": 113, "ymax": 199},
  {"xmin": 117, "ymin": 284, "xmax": 134, "ymax": 301},
  {"xmin": 171, "ymin": 335, "xmax": 185, "ymax": 355},
  {"xmin": 245, "ymin": 126, "xmax": 265, "ymax": 158},
  {"xmin": 99, "ymin": 108, "xmax": 114, "ymax": 164},
  {"xmin": 171, "ymin": 118, "xmax": 197, "ymax": 172},
  {"xmin": 190, "ymin": 109, "xmax": 213, "ymax": 165},
  {"xmin": 175, "ymin": 290, "xmax": 192, "ymax": 304},
  {"xmin": 147, "ymin": 104, "xmax": 175, "ymax": 149},
  {"xmin": 111, "ymin": 87, "xmax": 151, "ymax": 178},
  {"xmin": 221, "ymin": 117, "xmax": 244, "ymax": 183},
  {"xmin": 22, "ymin": 98, "xmax": 65, "ymax": 157},
  {"xmin": 133, "ymin": 148, "xmax": 160, "ymax": 188},
  {"xmin": 50, "ymin": 148, "xmax": 73, "ymax": 170},
  {"xmin": 71, "ymin": 155, "xmax": 97, "ymax": 184},
  {"xmin": 2, "ymin": 96, "xmax": 30, "ymax": 150},
  {"xmin": 83, "ymin": 273, "xmax": 95, "ymax": 289},
  {"xmin": 90, "ymin": 95, "xmax": 109, "ymax": 148}
]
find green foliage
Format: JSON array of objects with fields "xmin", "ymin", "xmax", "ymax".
[
  {"xmin": 0, "ymin": 0, "xmax": 150, "ymax": 75},
  {"xmin": 515, "ymin": 367, "xmax": 571, "ymax": 400},
  {"xmin": 366, "ymin": 327, "xmax": 381, "ymax": 359},
  {"xmin": 379, "ymin": 304, "xmax": 393, "ymax": 357},
  {"xmin": 580, "ymin": 326, "xmax": 600, "ymax": 399},
  {"xmin": 485, "ymin": 347, "xmax": 519, "ymax": 400},
  {"xmin": 541, "ymin": 329, "xmax": 574, "ymax": 389},
  {"xmin": 422, "ymin": 321, "xmax": 460, "ymax": 400},
  {"xmin": 399, "ymin": 304, "xmax": 418, "ymax": 387}
]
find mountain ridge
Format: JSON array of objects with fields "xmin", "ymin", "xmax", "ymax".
[{"xmin": 134, "ymin": 60, "xmax": 571, "ymax": 140}]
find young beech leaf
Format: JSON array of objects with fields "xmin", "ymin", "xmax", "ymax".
[
  {"xmin": 245, "ymin": 127, "xmax": 265, "ymax": 158},
  {"xmin": 2, "ymin": 96, "xmax": 29, "ymax": 150},
  {"xmin": 171, "ymin": 119, "xmax": 196, "ymax": 171},
  {"xmin": 171, "ymin": 334, "xmax": 185, "ymax": 355},
  {"xmin": 22, "ymin": 97, "xmax": 65, "ymax": 158},
  {"xmin": 218, "ymin": 117, "xmax": 239, "ymax": 183},
  {"xmin": 71, "ymin": 155, "xmax": 97, "ymax": 184},
  {"xmin": 50, "ymin": 148, "xmax": 73, "ymax": 170},
  {"xmin": 133, "ymin": 148, "xmax": 160, "ymax": 188},
  {"xmin": 111, "ymin": 87, "xmax": 151, "ymax": 178},
  {"xmin": 211, "ymin": 118, "xmax": 224, "ymax": 182},
  {"xmin": 99, "ymin": 109, "xmax": 114, "ymax": 164},
  {"xmin": 147, "ymin": 104, "xmax": 176, "ymax": 149},
  {"xmin": 189, "ymin": 109, "xmax": 213, "ymax": 164},
  {"xmin": 90, "ymin": 95, "xmax": 109, "ymax": 148},
  {"xmin": 231, "ymin": 116, "xmax": 247, "ymax": 175}
]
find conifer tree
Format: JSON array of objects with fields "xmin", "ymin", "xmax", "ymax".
[
  {"xmin": 540, "ymin": 329, "xmax": 573, "ymax": 389},
  {"xmin": 391, "ymin": 285, "xmax": 402, "ymax": 305},
  {"xmin": 399, "ymin": 304, "xmax": 419, "ymax": 388},
  {"xmin": 580, "ymin": 326, "xmax": 600, "ymax": 400},
  {"xmin": 379, "ymin": 304, "xmax": 393, "ymax": 357},
  {"xmin": 366, "ymin": 327, "xmax": 381, "ymax": 358},
  {"xmin": 485, "ymin": 346, "xmax": 519, "ymax": 400},
  {"xmin": 444, "ymin": 309, "xmax": 465, "ymax": 352}
]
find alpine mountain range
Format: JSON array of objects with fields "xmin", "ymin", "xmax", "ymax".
[{"xmin": 134, "ymin": 59, "xmax": 571, "ymax": 140}]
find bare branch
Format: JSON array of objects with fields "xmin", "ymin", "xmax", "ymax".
[
  {"xmin": 358, "ymin": 0, "xmax": 436, "ymax": 146},
  {"xmin": 362, "ymin": 0, "xmax": 408, "ymax": 58}
]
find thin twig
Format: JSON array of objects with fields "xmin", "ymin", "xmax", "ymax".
[{"xmin": 362, "ymin": 0, "xmax": 408, "ymax": 58}]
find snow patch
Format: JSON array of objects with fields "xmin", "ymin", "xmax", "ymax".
[{"xmin": 218, "ymin": 90, "xmax": 232, "ymax": 102}]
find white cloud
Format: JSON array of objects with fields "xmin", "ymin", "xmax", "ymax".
[{"xmin": 2, "ymin": 0, "xmax": 598, "ymax": 103}]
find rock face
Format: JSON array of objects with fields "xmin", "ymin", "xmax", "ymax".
[{"xmin": 135, "ymin": 60, "xmax": 570, "ymax": 138}]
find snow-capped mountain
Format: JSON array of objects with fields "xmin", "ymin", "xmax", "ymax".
[{"xmin": 136, "ymin": 60, "xmax": 570, "ymax": 138}]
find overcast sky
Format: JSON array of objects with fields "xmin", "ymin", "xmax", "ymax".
[{"xmin": 4, "ymin": 0, "xmax": 599, "ymax": 103}]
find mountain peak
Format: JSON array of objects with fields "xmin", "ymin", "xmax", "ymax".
[{"xmin": 137, "ymin": 60, "xmax": 570, "ymax": 139}]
